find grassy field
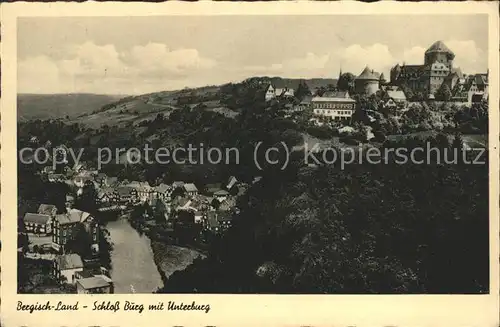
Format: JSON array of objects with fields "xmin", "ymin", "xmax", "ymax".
[{"xmin": 17, "ymin": 93, "xmax": 125, "ymax": 120}]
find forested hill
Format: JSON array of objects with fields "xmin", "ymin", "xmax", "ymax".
[{"xmin": 17, "ymin": 77, "xmax": 337, "ymax": 124}]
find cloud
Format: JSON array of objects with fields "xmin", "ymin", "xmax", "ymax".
[
  {"xmin": 241, "ymin": 44, "xmax": 395, "ymax": 79},
  {"xmin": 18, "ymin": 41, "xmax": 217, "ymax": 94},
  {"xmin": 397, "ymin": 40, "xmax": 486, "ymax": 74},
  {"xmin": 445, "ymin": 40, "xmax": 485, "ymax": 73},
  {"xmin": 18, "ymin": 39, "xmax": 487, "ymax": 95},
  {"xmin": 401, "ymin": 46, "xmax": 426, "ymax": 65},
  {"xmin": 337, "ymin": 43, "xmax": 395, "ymax": 75},
  {"xmin": 18, "ymin": 56, "xmax": 61, "ymax": 94},
  {"xmin": 242, "ymin": 52, "xmax": 330, "ymax": 78}
]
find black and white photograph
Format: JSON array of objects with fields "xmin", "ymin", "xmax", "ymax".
[{"xmin": 14, "ymin": 13, "xmax": 492, "ymax": 297}]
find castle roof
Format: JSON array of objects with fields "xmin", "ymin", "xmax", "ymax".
[
  {"xmin": 357, "ymin": 66, "xmax": 380, "ymax": 80},
  {"xmin": 425, "ymin": 41, "xmax": 454, "ymax": 56},
  {"xmin": 379, "ymin": 73, "xmax": 386, "ymax": 81}
]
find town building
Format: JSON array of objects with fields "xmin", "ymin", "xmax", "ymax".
[
  {"xmin": 127, "ymin": 181, "xmax": 154, "ymax": 203},
  {"xmin": 311, "ymin": 91, "xmax": 356, "ymax": 121},
  {"xmin": 48, "ymin": 174, "xmax": 65, "ymax": 183},
  {"xmin": 383, "ymin": 90, "xmax": 408, "ymax": 110},
  {"xmin": 52, "ymin": 209, "xmax": 99, "ymax": 254},
  {"xmin": 154, "ymin": 183, "xmax": 171, "ymax": 199},
  {"xmin": 76, "ymin": 275, "xmax": 114, "ymax": 294},
  {"xmin": 295, "ymin": 96, "xmax": 312, "ymax": 111},
  {"xmin": 204, "ymin": 212, "xmax": 221, "ymax": 233},
  {"xmin": 355, "ymin": 66, "xmax": 381, "ymax": 95},
  {"xmin": 183, "ymin": 183, "xmax": 199, "ymax": 197},
  {"xmin": 97, "ymin": 188, "xmax": 118, "ymax": 205},
  {"xmin": 172, "ymin": 181, "xmax": 185, "ymax": 190},
  {"xmin": 214, "ymin": 190, "xmax": 230, "ymax": 200},
  {"xmin": 23, "ymin": 213, "xmax": 52, "ymax": 235},
  {"xmin": 94, "ymin": 173, "xmax": 108, "ymax": 187},
  {"xmin": 74, "ymin": 175, "xmax": 93, "ymax": 188},
  {"xmin": 264, "ymin": 83, "xmax": 295, "ymax": 101},
  {"xmin": 53, "ymin": 253, "xmax": 84, "ymax": 284},
  {"xmin": 116, "ymin": 186, "xmax": 138, "ymax": 204},
  {"xmin": 38, "ymin": 204, "xmax": 57, "ymax": 217}
]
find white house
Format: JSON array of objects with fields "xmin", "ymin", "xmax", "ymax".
[
  {"xmin": 265, "ymin": 84, "xmax": 276, "ymax": 101},
  {"xmin": 53, "ymin": 253, "xmax": 84, "ymax": 284},
  {"xmin": 311, "ymin": 91, "xmax": 356, "ymax": 121}
]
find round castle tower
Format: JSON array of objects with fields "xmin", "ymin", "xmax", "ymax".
[{"xmin": 355, "ymin": 66, "xmax": 380, "ymax": 96}]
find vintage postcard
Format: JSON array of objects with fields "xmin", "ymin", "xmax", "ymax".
[{"xmin": 1, "ymin": 1, "xmax": 499, "ymax": 326}]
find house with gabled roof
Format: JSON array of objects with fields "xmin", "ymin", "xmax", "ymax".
[
  {"xmin": 53, "ymin": 253, "xmax": 84, "ymax": 284},
  {"xmin": 52, "ymin": 209, "xmax": 99, "ymax": 255},
  {"xmin": 38, "ymin": 204, "xmax": 57, "ymax": 217},
  {"xmin": 154, "ymin": 183, "xmax": 172, "ymax": 201},
  {"xmin": 76, "ymin": 275, "xmax": 114, "ymax": 294},
  {"xmin": 183, "ymin": 183, "xmax": 199, "ymax": 197},
  {"xmin": 23, "ymin": 213, "xmax": 52, "ymax": 235},
  {"xmin": 383, "ymin": 90, "xmax": 407, "ymax": 110}
]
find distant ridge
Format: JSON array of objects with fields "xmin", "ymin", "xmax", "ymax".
[
  {"xmin": 245, "ymin": 76, "xmax": 338, "ymax": 91},
  {"xmin": 17, "ymin": 76, "xmax": 339, "ymax": 122},
  {"xmin": 17, "ymin": 93, "xmax": 126, "ymax": 120}
]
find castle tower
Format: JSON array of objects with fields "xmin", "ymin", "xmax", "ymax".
[
  {"xmin": 424, "ymin": 40, "xmax": 455, "ymax": 68},
  {"xmin": 355, "ymin": 66, "xmax": 380, "ymax": 96}
]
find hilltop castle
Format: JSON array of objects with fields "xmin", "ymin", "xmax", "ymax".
[{"xmin": 389, "ymin": 40, "xmax": 463, "ymax": 96}]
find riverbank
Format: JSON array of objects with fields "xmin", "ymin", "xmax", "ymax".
[
  {"xmin": 151, "ymin": 241, "xmax": 205, "ymax": 281},
  {"xmin": 105, "ymin": 218, "xmax": 163, "ymax": 293},
  {"xmin": 124, "ymin": 213, "xmax": 205, "ymax": 289}
]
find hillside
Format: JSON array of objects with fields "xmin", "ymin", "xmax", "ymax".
[
  {"xmin": 18, "ymin": 77, "xmax": 338, "ymax": 128},
  {"xmin": 17, "ymin": 93, "xmax": 125, "ymax": 121}
]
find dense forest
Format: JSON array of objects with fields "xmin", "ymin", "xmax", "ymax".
[{"xmin": 156, "ymin": 137, "xmax": 488, "ymax": 294}]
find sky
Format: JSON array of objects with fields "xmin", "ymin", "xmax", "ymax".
[{"xmin": 18, "ymin": 15, "xmax": 488, "ymax": 95}]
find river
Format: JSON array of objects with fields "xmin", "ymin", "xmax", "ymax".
[{"xmin": 105, "ymin": 218, "xmax": 163, "ymax": 293}]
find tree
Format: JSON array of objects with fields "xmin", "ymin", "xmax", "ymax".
[
  {"xmin": 74, "ymin": 182, "xmax": 98, "ymax": 216},
  {"xmin": 435, "ymin": 83, "xmax": 452, "ymax": 101},
  {"xmin": 295, "ymin": 80, "xmax": 312, "ymax": 100},
  {"xmin": 399, "ymin": 84, "xmax": 414, "ymax": 101},
  {"xmin": 171, "ymin": 187, "xmax": 185, "ymax": 199},
  {"xmin": 337, "ymin": 73, "xmax": 355, "ymax": 93},
  {"xmin": 154, "ymin": 200, "xmax": 167, "ymax": 224},
  {"xmin": 65, "ymin": 225, "xmax": 93, "ymax": 259},
  {"xmin": 211, "ymin": 198, "xmax": 221, "ymax": 210}
]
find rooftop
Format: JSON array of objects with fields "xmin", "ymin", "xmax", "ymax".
[
  {"xmin": 184, "ymin": 183, "xmax": 198, "ymax": 192},
  {"xmin": 56, "ymin": 253, "xmax": 84, "ymax": 270},
  {"xmin": 214, "ymin": 190, "xmax": 230, "ymax": 196},
  {"xmin": 425, "ymin": 40, "xmax": 454, "ymax": 56},
  {"xmin": 24, "ymin": 213, "xmax": 51, "ymax": 225},
  {"xmin": 356, "ymin": 66, "xmax": 381, "ymax": 80},
  {"xmin": 37, "ymin": 204, "xmax": 57, "ymax": 216},
  {"xmin": 386, "ymin": 90, "xmax": 407, "ymax": 101},
  {"xmin": 77, "ymin": 276, "xmax": 112, "ymax": 289},
  {"xmin": 155, "ymin": 183, "xmax": 171, "ymax": 193},
  {"xmin": 311, "ymin": 96, "xmax": 355, "ymax": 103},
  {"xmin": 55, "ymin": 209, "xmax": 92, "ymax": 225}
]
